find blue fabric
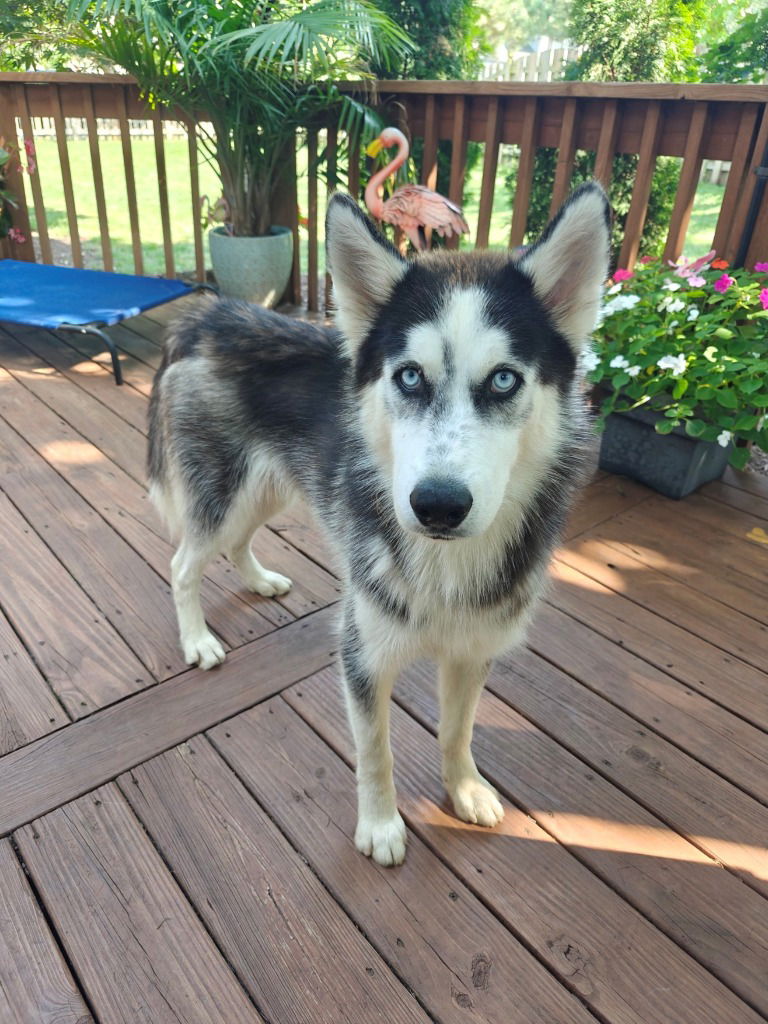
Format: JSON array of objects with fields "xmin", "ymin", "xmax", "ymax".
[{"xmin": 0, "ymin": 259, "xmax": 193, "ymax": 328}]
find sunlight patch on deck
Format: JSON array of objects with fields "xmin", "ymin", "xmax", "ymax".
[{"xmin": 40, "ymin": 439, "xmax": 105, "ymax": 464}]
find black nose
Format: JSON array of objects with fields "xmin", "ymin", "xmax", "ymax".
[{"xmin": 410, "ymin": 478, "xmax": 473, "ymax": 531}]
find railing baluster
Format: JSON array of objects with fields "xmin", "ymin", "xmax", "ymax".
[
  {"xmin": 185, "ymin": 118, "xmax": 205, "ymax": 283},
  {"xmin": 16, "ymin": 85, "xmax": 51, "ymax": 264},
  {"xmin": 549, "ymin": 96, "xmax": 579, "ymax": 217},
  {"xmin": 325, "ymin": 122, "xmax": 337, "ymax": 310},
  {"xmin": 151, "ymin": 107, "xmax": 174, "ymax": 278},
  {"xmin": 83, "ymin": 85, "xmax": 113, "ymax": 271},
  {"xmin": 509, "ymin": 96, "xmax": 539, "ymax": 249},
  {"xmin": 116, "ymin": 86, "xmax": 144, "ymax": 275},
  {"xmin": 49, "ymin": 84, "xmax": 83, "ymax": 267},
  {"xmin": 421, "ymin": 94, "xmax": 439, "ymax": 190},
  {"xmin": 594, "ymin": 99, "xmax": 620, "ymax": 189},
  {"xmin": 663, "ymin": 101, "xmax": 709, "ymax": 263},
  {"xmin": 714, "ymin": 104, "xmax": 762, "ymax": 261},
  {"xmin": 347, "ymin": 136, "xmax": 360, "ymax": 201},
  {"xmin": 476, "ymin": 96, "xmax": 501, "ymax": 249},
  {"xmin": 446, "ymin": 95, "xmax": 468, "ymax": 249},
  {"xmin": 619, "ymin": 100, "xmax": 662, "ymax": 269},
  {"xmin": 307, "ymin": 129, "xmax": 319, "ymax": 313}
]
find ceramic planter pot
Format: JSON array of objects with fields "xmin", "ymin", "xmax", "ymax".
[
  {"xmin": 208, "ymin": 225, "xmax": 293, "ymax": 307},
  {"xmin": 598, "ymin": 402, "xmax": 731, "ymax": 499}
]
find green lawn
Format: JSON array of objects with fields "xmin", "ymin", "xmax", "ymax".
[{"xmin": 25, "ymin": 134, "xmax": 723, "ymax": 279}]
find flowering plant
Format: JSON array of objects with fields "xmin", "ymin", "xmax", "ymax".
[
  {"xmin": 0, "ymin": 137, "xmax": 35, "ymax": 245},
  {"xmin": 585, "ymin": 253, "xmax": 768, "ymax": 470}
]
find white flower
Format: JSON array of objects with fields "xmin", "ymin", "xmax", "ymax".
[
  {"xmin": 657, "ymin": 354, "xmax": 687, "ymax": 376},
  {"xmin": 581, "ymin": 350, "xmax": 600, "ymax": 372},
  {"xmin": 626, "ymin": 365, "xmax": 641, "ymax": 377},
  {"xmin": 609, "ymin": 355, "xmax": 630, "ymax": 369},
  {"xmin": 687, "ymin": 306, "xmax": 700, "ymax": 321},
  {"xmin": 717, "ymin": 430, "xmax": 732, "ymax": 448},
  {"xmin": 668, "ymin": 298, "xmax": 685, "ymax": 313},
  {"xmin": 602, "ymin": 293, "xmax": 641, "ymax": 316},
  {"xmin": 607, "ymin": 281, "xmax": 622, "ymax": 295},
  {"xmin": 663, "ymin": 278, "xmax": 682, "ymax": 291},
  {"xmin": 668, "ymin": 320, "xmax": 679, "ymax": 331}
]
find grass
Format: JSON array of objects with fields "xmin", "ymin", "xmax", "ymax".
[{"xmin": 23, "ymin": 134, "xmax": 724, "ymax": 281}]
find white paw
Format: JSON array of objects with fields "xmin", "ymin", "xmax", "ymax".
[
  {"xmin": 245, "ymin": 569, "xmax": 293, "ymax": 597},
  {"xmin": 355, "ymin": 812, "xmax": 407, "ymax": 866},
  {"xmin": 182, "ymin": 631, "xmax": 226, "ymax": 670},
  {"xmin": 449, "ymin": 775, "xmax": 504, "ymax": 827}
]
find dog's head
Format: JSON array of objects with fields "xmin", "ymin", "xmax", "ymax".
[{"xmin": 326, "ymin": 184, "xmax": 610, "ymax": 540}]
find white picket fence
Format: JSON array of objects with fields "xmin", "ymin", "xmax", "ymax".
[{"xmin": 479, "ymin": 43, "xmax": 585, "ymax": 83}]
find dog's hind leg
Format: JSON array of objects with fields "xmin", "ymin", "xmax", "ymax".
[
  {"xmin": 225, "ymin": 487, "xmax": 293, "ymax": 598},
  {"xmin": 171, "ymin": 534, "xmax": 226, "ymax": 670},
  {"xmin": 341, "ymin": 607, "xmax": 406, "ymax": 866},
  {"xmin": 438, "ymin": 659, "xmax": 504, "ymax": 828}
]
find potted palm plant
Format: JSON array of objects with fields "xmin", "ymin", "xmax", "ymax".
[
  {"xmin": 585, "ymin": 254, "xmax": 768, "ymax": 497},
  {"xmin": 68, "ymin": 0, "xmax": 411, "ymax": 304}
]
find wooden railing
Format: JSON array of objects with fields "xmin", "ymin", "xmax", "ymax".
[{"xmin": 2, "ymin": 74, "xmax": 768, "ymax": 314}]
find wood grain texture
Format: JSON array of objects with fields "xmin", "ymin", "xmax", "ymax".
[
  {"xmin": 83, "ymin": 86, "xmax": 113, "ymax": 271},
  {"xmin": 663, "ymin": 101, "xmax": 709, "ymax": 262},
  {"xmin": 701, "ymin": 479, "xmax": 768, "ymax": 521},
  {"xmin": 16, "ymin": 785, "xmax": 261, "ymax": 1023},
  {"xmin": 549, "ymin": 97, "xmax": 579, "ymax": 216},
  {"xmin": 307, "ymin": 129, "xmax": 319, "ymax": 312},
  {"xmin": 116, "ymin": 86, "xmax": 143, "ymax": 275},
  {"xmin": 17, "ymin": 85, "xmax": 53, "ymax": 264},
  {"xmin": 151, "ymin": 107, "xmax": 175, "ymax": 278},
  {"xmin": 0, "ymin": 605, "xmax": 336, "ymax": 836},
  {"xmin": 284, "ymin": 672, "xmax": 765, "ymax": 1024},
  {"xmin": 619, "ymin": 101, "xmax": 662, "ymax": 269},
  {"xmin": 0, "ymin": 839, "xmax": 93, "ymax": 1023},
  {"xmin": 122, "ymin": 737, "xmax": 428, "ymax": 1024},
  {"xmin": 421, "ymin": 94, "xmax": 439, "ymax": 190},
  {"xmin": 210, "ymin": 698, "xmax": 597, "ymax": 1024},
  {"xmin": 391, "ymin": 666, "xmax": 768, "ymax": 1019},
  {"xmin": 593, "ymin": 99, "xmax": 619, "ymax": 188},
  {"xmin": 509, "ymin": 97, "xmax": 538, "ymax": 248},
  {"xmin": 476, "ymin": 96, "xmax": 501, "ymax": 248},
  {"xmin": 49, "ymin": 85, "xmax": 83, "ymax": 268}
]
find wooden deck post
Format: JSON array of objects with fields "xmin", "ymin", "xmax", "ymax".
[{"xmin": 0, "ymin": 86, "xmax": 35, "ymax": 262}]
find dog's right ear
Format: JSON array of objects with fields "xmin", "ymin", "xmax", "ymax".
[{"xmin": 326, "ymin": 193, "xmax": 408, "ymax": 350}]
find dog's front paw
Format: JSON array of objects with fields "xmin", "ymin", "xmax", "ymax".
[
  {"xmin": 448, "ymin": 774, "xmax": 504, "ymax": 828},
  {"xmin": 246, "ymin": 569, "xmax": 293, "ymax": 597},
  {"xmin": 182, "ymin": 631, "xmax": 226, "ymax": 670},
  {"xmin": 355, "ymin": 812, "xmax": 407, "ymax": 866}
]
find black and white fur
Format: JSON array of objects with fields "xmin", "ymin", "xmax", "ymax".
[{"xmin": 148, "ymin": 183, "xmax": 611, "ymax": 866}]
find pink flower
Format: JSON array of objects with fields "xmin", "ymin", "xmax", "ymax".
[
  {"xmin": 688, "ymin": 274, "xmax": 706, "ymax": 287},
  {"xmin": 673, "ymin": 249, "xmax": 715, "ymax": 278},
  {"xmin": 713, "ymin": 273, "xmax": 735, "ymax": 294},
  {"xmin": 24, "ymin": 138, "xmax": 35, "ymax": 158},
  {"xmin": 25, "ymin": 156, "xmax": 36, "ymax": 175},
  {"xmin": 640, "ymin": 255, "xmax": 658, "ymax": 264},
  {"xmin": 755, "ymin": 262, "xmax": 768, "ymax": 273},
  {"xmin": 760, "ymin": 288, "xmax": 768, "ymax": 310},
  {"xmin": 613, "ymin": 268, "xmax": 634, "ymax": 282},
  {"xmin": 7, "ymin": 227, "xmax": 26, "ymax": 244}
]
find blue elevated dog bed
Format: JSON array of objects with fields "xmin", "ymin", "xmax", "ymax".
[{"xmin": 0, "ymin": 260, "xmax": 211, "ymax": 384}]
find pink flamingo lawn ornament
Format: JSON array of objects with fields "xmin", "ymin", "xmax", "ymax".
[{"xmin": 364, "ymin": 127, "xmax": 469, "ymax": 252}]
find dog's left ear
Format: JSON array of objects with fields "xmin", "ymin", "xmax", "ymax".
[
  {"xmin": 517, "ymin": 182, "xmax": 611, "ymax": 353},
  {"xmin": 326, "ymin": 193, "xmax": 408, "ymax": 350}
]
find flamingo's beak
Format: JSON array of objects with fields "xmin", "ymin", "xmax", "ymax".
[{"xmin": 365, "ymin": 138, "xmax": 385, "ymax": 158}]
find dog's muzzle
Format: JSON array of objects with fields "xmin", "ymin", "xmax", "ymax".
[{"xmin": 410, "ymin": 478, "xmax": 473, "ymax": 533}]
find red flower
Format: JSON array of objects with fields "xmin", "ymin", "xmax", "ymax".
[
  {"xmin": 7, "ymin": 227, "xmax": 26, "ymax": 244},
  {"xmin": 711, "ymin": 259, "xmax": 730, "ymax": 269}
]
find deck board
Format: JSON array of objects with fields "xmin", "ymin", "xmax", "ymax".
[{"xmin": 1, "ymin": 297, "xmax": 767, "ymax": 1024}]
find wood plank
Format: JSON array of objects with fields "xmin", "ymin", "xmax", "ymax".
[
  {"xmin": 15, "ymin": 785, "xmax": 261, "ymax": 1023},
  {"xmin": 152, "ymin": 108, "xmax": 175, "ymax": 278},
  {"xmin": 269, "ymin": 500, "xmax": 335, "ymax": 573},
  {"xmin": 283, "ymin": 671, "xmax": 765, "ymax": 1024},
  {"xmin": 186, "ymin": 119, "xmax": 205, "ymax": 282},
  {"xmin": 48, "ymin": 84, "xmax": 83, "ymax": 267},
  {"xmin": 565, "ymin": 473, "xmax": 652, "ymax": 539},
  {"xmin": 325, "ymin": 123, "xmax": 338, "ymax": 309},
  {"xmin": 420, "ymin": 94, "xmax": 439, "ymax": 191},
  {"xmin": 721, "ymin": 464, "xmax": 768, "ymax": 499},
  {"xmin": 446, "ymin": 95, "xmax": 468, "ymax": 249},
  {"xmin": 509, "ymin": 97, "xmax": 538, "ymax": 248},
  {"xmin": 83, "ymin": 85, "xmax": 113, "ymax": 271},
  {"xmin": 475, "ymin": 96, "xmax": 501, "ymax": 248},
  {"xmin": 663, "ymin": 102, "xmax": 709, "ymax": 263},
  {"xmin": 122, "ymin": 737, "xmax": 429, "ymax": 1024},
  {"xmin": 390, "ymin": 666, "xmax": 768, "ymax": 1019},
  {"xmin": 0, "ymin": 605, "xmax": 68, "ymax": 754},
  {"xmin": 549, "ymin": 97, "xmax": 579, "ymax": 217},
  {"xmin": 116, "ymin": 86, "xmax": 143, "ymax": 275},
  {"xmin": 0, "ymin": 489, "xmax": 148, "ymax": 718},
  {"xmin": 489, "ymin": 645, "xmax": 768, "ymax": 898},
  {"xmin": 0, "ymin": 605, "xmax": 336, "ymax": 836},
  {"xmin": 712, "ymin": 103, "xmax": 757, "ymax": 257},
  {"xmin": 593, "ymin": 99, "xmax": 619, "ymax": 189},
  {"xmin": 701, "ymin": 479, "xmax": 768, "ymax": 521},
  {"xmin": 210, "ymin": 699, "xmax": 597, "ymax": 1024},
  {"xmin": 0, "ymin": 839, "xmax": 93, "ymax": 1023},
  {"xmin": 17, "ymin": 85, "xmax": 53, "ymax": 264},
  {"xmin": 619, "ymin": 101, "xmax": 662, "ymax": 269},
  {"xmin": 0, "ymin": 415, "xmax": 190, "ymax": 681},
  {"xmin": 527, "ymin": 602, "xmax": 768, "ymax": 803},
  {"xmin": 0, "ymin": 360, "xmax": 286, "ymax": 641},
  {"xmin": 549, "ymin": 557, "xmax": 768, "ymax": 732},
  {"xmin": 558, "ymin": 534, "xmax": 768, "ymax": 671},
  {"xmin": 670, "ymin": 489, "xmax": 768, "ymax": 538},
  {"xmin": 307, "ymin": 129, "xmax": 319, "ymax": 312}
]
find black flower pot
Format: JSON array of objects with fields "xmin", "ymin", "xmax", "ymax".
[{"xmin": 598, "ymin": 404, "xmax": 731, "ymax": 499}]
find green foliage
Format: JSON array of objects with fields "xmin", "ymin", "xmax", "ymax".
[
  {"xmin": 370, "ymin": 0, "xmax": 483, "ymax": 79},
  {"xmin": 67, "ymin": 0, "xmax": 412, "ymax": 236},
  {"xmin": 588, "ymin": 256, "xmax": 768, "ymax": 467},
  {"xmin": 476, "ymin": 0, "xmax": 572, "ymax": 52},
  {"xmin": 700, "ymin": 7, "xmax": 768, "ymax": 82},
  {"xmin": 0, "ymin": 0, "xmax": 75, "ymax": 71}
]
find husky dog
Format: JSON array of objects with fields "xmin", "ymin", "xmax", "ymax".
[{"xmin": 148, "ymin": 183, "xmax": 610, "ymax": 866}]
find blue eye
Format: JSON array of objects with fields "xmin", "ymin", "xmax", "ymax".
[
  {"xmin": 490, "ymin": 368, "xmax": 519, "ymax": 394},
  {"xmin": 397, "ymin": 366, "xmax": 423, "ymax": 392}
]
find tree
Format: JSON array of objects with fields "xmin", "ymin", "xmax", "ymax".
[
  {"xmin": 371, "ymin": 0, "xmax": 483, "ymax": 80},
  {"xmin": 700, "ymin": 6, "xmax": 768, "ymax": 82}
]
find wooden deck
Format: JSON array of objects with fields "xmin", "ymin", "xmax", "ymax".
[{"xmin": 1, "ymin": 295, "xmax": 767, "ymax": 1024}]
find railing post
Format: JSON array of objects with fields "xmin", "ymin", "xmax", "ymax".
[{"xmin": 0, "ymin": 86, "xmax": 35, "ymax": 262}]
